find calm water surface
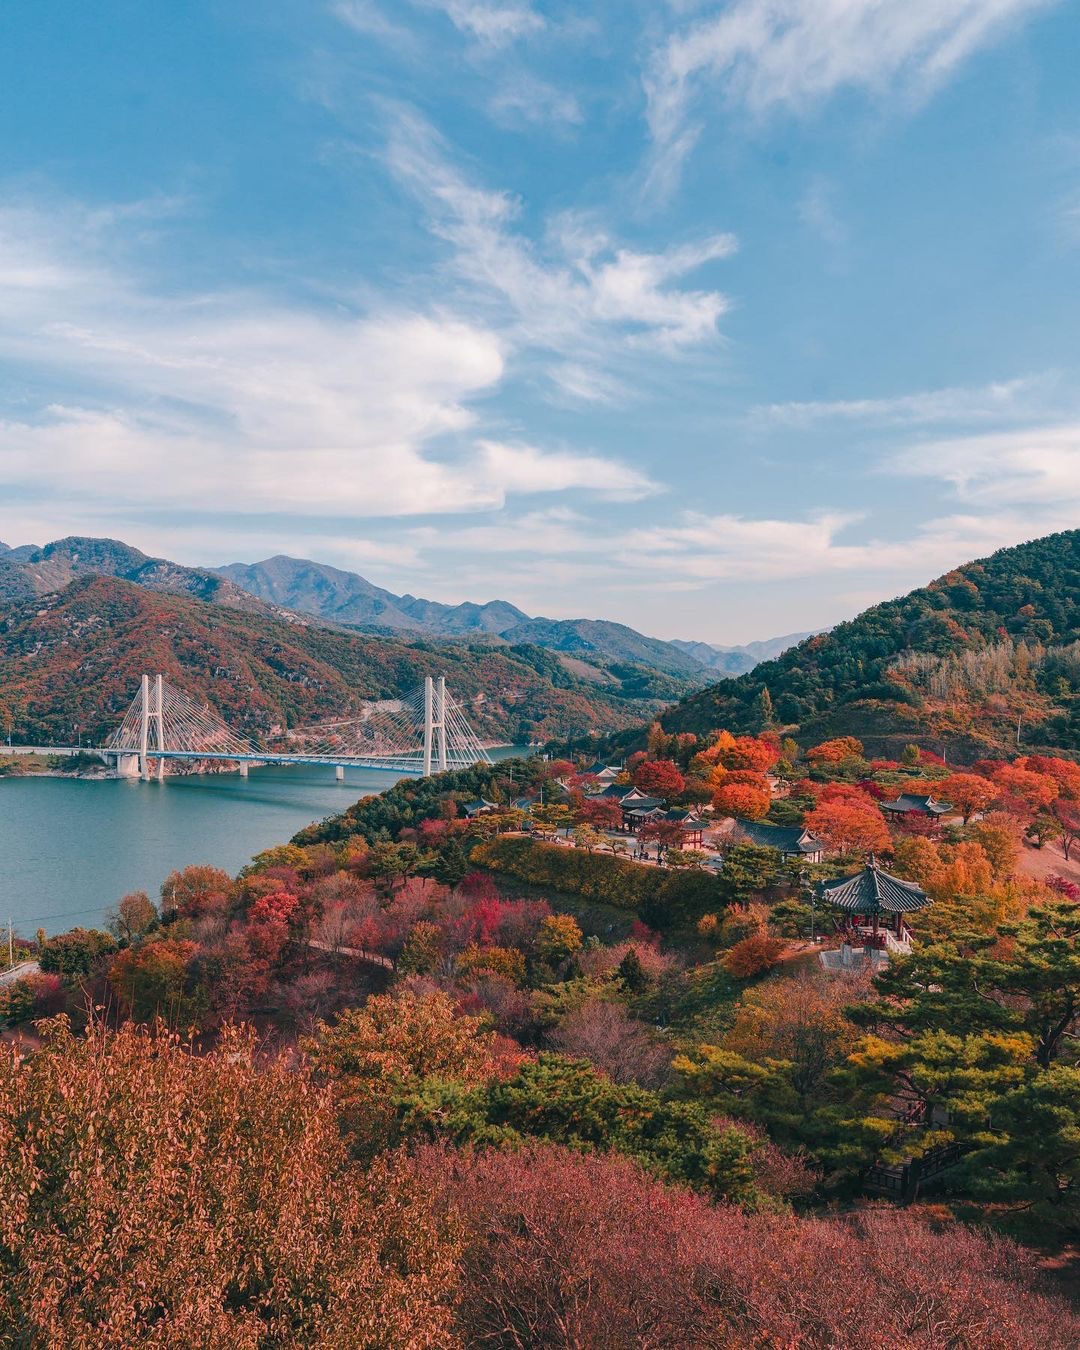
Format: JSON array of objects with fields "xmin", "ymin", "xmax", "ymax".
[{"xmin": 0, "ymin": 751, "xmax": 524, "ymax": 937}]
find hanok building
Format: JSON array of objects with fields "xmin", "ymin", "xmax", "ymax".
[
  {"xmin": 663, "ymin": 807, "xmax": 707, "ymax": 846},
  {"xmin": 729, "ymin": 819, "xmax": 825, "ymax": 864},
  {"xmin": 583, "ymin": 761, "xmax": 624, "ymax": 786},
  {"xmin": 880, "ymin": 793, "xmax": 952, "ymax": 824},
  {"xmin": 817, "ymin": 859, "xmax": 932, "ymax": 970},
  {"xmin": 620, "ymin": 796, "xmax": 666, "ymax": 830},
  {"xmin": 461, "ymin": 797, "xmax": 498, "ymax": 819}
]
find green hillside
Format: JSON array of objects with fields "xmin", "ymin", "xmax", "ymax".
[{"xmin": 656, "ymin": 529, "xmax": 1080, "ymax": 759}]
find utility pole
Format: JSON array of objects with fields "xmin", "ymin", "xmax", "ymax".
[{"xmin": 7, "ymin": 918, "xmax": 13, "ymax": 971}]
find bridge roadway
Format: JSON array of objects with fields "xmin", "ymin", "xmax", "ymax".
[{"xmin": 90, "ymin": 748, "xmax": 444, "ymax": 775}]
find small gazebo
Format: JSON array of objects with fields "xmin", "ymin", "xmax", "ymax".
[{"xmin": 817, "ymin": 858, "xmax": 932, "ymax": 951}]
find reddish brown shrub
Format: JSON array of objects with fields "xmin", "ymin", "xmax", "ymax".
[
  {"xmin": 423, "ymin": 1144, "xmax": 1079, "ymax": 1349},
  {"xmin": 549, "ymin": 999, "xmax": 672, "ymax": 1088},
  {"xmin": 722, "ymin": 931, "xmax": 786, "ymax": 978},
  {"xmin": 0, "ymin": 1019, "xmax": 461, "ymax": 1346}
]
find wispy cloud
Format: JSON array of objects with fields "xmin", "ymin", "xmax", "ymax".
[
  {"xmin": 488, "ymin": 73, "xmax": 583, "ymax": 129},
  {"xmin": 895, "ymin": 421, "xmax": 1080, "ymax": 507},
  {"xmin": 421, "ymin": 0, "xmax": 544, "ymax": 47},
  {"xmin": 646, "ymin": 0, "xmax": 1057, "ymax": 191},
  {"xmin": 382, "ymin": 105, "xmax": 736, "ymax": 373},
  {"xmin": 334, "ymin": 0, "xmax": 543, "ymax": 51},
  {"xmin": 750, "ymin": 375, "xmax": 1054, "ymax": 429},
  {"xmin": 0, "ymin": 196, "xmax": 655, "ymax": 537}
]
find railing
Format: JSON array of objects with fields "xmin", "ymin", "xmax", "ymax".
[{"xmin": 864, "ymin": 1142, "xmax": 966, "ymax": 1202}]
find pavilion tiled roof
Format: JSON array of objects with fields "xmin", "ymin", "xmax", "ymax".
[
  {"xmin": 623, "ymin": 796, "xmax": 664, "ymax": 815},
  {"xmin": 818, "ymin": 861, "xmax": 932, "ymax": 915},
  {"xmin": 881, "ymin": 793, "xmax": 952, "ymax": 816},
  {"xmin": 735, "ymin": 820, "xmax": 824, "ymax": 855}
]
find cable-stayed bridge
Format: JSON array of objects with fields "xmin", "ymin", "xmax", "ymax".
[{"xmin": 102, "ymin": 674, "xmax": 493, "ymax": 781}]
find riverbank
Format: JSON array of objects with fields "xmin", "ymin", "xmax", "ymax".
[{"xmin": 0, "ymin": 749, "xmax": 528, "ymax": 936}]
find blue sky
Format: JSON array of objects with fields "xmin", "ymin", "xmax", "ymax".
[{"xmin": 2, "ymin": 0, "xmax": 1079, "ymax": 643}]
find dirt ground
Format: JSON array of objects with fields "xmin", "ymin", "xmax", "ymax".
[{"xmin": 1015, "ymin": 836, "xmax": 1080, "ymax": 887}]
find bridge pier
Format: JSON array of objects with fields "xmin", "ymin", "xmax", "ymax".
[
  {"xmin": 335, "ymin": 765, "xmax": 345, "ymax": 782},
  {"xmin": 111, "ymin": 752, "xmax": 141, "ymax": 779},
  {"xmin": 238, "ymin": 762, "xmax": 249, "ymax": 778}
]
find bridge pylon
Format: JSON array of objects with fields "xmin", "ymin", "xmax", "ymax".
[{"xmin": 105, "ymin": 672, "xmax": 493, "ymax": 778}]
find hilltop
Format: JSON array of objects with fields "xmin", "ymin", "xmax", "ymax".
[
  {"xmin": 216, "ymin": 555, "xmax": 712, "ymax": 678},
  {"xmin": 0, "ymin": 537, "xmax": 807, "ymax": 685},
  {"xmin": 0, "ymin": 576, "xmax": 683, "ymax": 746},
  {"xmin": 653, "ymin": 529, "xmax": 1080, "ymax": 760}
]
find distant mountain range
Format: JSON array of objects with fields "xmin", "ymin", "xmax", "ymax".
[
  {"xmin": 0, "ymin": 575, "xmax": 673, "ymax": 746},
  {"xmin": 669, "ymin": 633, "xmax": 817, "ymax": 676},
  {"xmin": 0, "ymin": 538, "xmax": 808, "ymax": 682}
]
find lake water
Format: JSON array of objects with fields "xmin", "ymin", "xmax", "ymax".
[{"xmin": 0, "ymin": 751, "xmax": 525, "ymax": 938}]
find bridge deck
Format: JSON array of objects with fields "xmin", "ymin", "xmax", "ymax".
[{"xmin": 94, "ymin": 749, "xmax": 486, "ymax": 774}]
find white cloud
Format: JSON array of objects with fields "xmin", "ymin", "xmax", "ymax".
[
  {"xmin": 646, "ymin": 0, "xmax": 1056, "ymax": 188},
  {"xmin": 383, "ymin": 106, "xmax": 736, "ymax": 363},
  {"xmin": 751, "ymin": 375, "xmax": 1053, "ymax": 428},
  {"xmin": 895, "ymin": 422, "xmax": 1080, "ymax": 507},
  {"xmin": 488, "ymin": 74, "xmax": 583, "ymax": 129},
  {"xmin": 422, "ymin": 0, "xmax": 544, "ymax": 46},
  {"xmin": 334, "ymin": 0, "xmax": 543, "ymax": 50},
  {"xmin": 0, "ymin": 197, "xmax": 654, "ymax": 527}
]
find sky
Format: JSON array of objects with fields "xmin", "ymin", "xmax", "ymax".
[{"xmin": 2, "ymin": 1, "xmax": 1080, "ymax": 644}]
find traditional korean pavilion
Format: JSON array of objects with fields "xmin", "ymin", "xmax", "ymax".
[
  {"xmin": 818, "ymin": 858, "xmax": 932, "ymax": 950},
  {"xmin": 461, "ymin": 797, "xmax": 498, "ymax": 818},
  {"xmin": 880, "ymin": 793, "xmax": 952, "ymax": 820},
  {"xmin": 732, "ymin": 819, "xmax": 825, "ymax": 863}
]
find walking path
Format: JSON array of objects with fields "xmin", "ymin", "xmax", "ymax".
[
  {"xmin": 306, "ymin": 939, "xmax": 394, "ymax": 970},
  {"xmin": 0, "ymin": 960, "xmax": 40, "ymax": 987}
]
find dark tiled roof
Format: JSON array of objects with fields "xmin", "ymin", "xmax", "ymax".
[
  {"xmin": 818, "ymin": 862, "xmax": 932, "ymax": 914},
  {"xmin": 881, "ymin": 794, "xmax": 952, "ymax": 816},
  {"xmin": 734, "ymin": 820, "xmax": 824, "ymax": 855},
  {"xmin": 622, "ymin": 796, "xmax": 664, "ymax": 813},
  {"xmin": 665, "ymin": 808, "xmax": 703, "ymax": 823},
  {"xmin": 463, "ymin": 798, "xmax": 497, "ymax": 813}
]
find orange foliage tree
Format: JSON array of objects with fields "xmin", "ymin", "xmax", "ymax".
[
  {"xmin": 804, "ymin": 799, "xmax": 889, "ymax": 856},
  {"xmin": 701, "ymin": 732, "xmax": 780, "ymax": 773},
  {"xmin": 107, "ymin": 938, "xmax": 200, "ymax": 1024},
  {"xmin": 992, "ymin": 766, "xmax": 1059, "ymax": 814},
  {"xmin": 722, "ymin": 932, "xmax": 786, "ymax": 978},
  {"xmin": 305, "ymin": 989, "xmax": 502, "ymax": 1158},
  {"xmin": 940, "ymin": 773, "xmax": 999, "ymax": 823},
  {"xmin": 0, "ymin": 1018, "xmax": 460, "ymax": 1346},
  {"xmin": 712, "ymin": 783, "xmax": 771, "ymax": 821},
  {"xmin": 805, "ymin": 736, "xmax": 864, "ymax": 764},
  {"xmin": 159, "ymin": 864, "xmax": 235, "ymax": 920}
]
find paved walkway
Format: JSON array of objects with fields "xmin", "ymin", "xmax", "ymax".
[{"xmin": 0, "ymin": 960, "xmax": 40, "ymax": 987}]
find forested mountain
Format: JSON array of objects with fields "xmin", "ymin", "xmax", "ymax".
[
  {"xmin": 0, "ymin": 576, "xmax": 683, "ymax": 745},
  {"xmin": 656, "ymin": 529, "xmax": 1080, "ymax": 760},
  {"xmin": 216, "ymin": 555, "xmax": 709, "ymax": 678},
  {"xmin": 216, "ymin": 555, "xmax": 530, "ymax": 636},
  {"xmin": 0, "ymin": 538, "xmax": 744, "ymax": 682},
  {"xmin": 0, "ymin": 536, "xmax": 267, "ymax": 612}
]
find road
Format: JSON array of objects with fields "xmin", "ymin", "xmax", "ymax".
[{"xmin": 0, "ymin": 961, "xmax": 40, "ymax": 986}]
